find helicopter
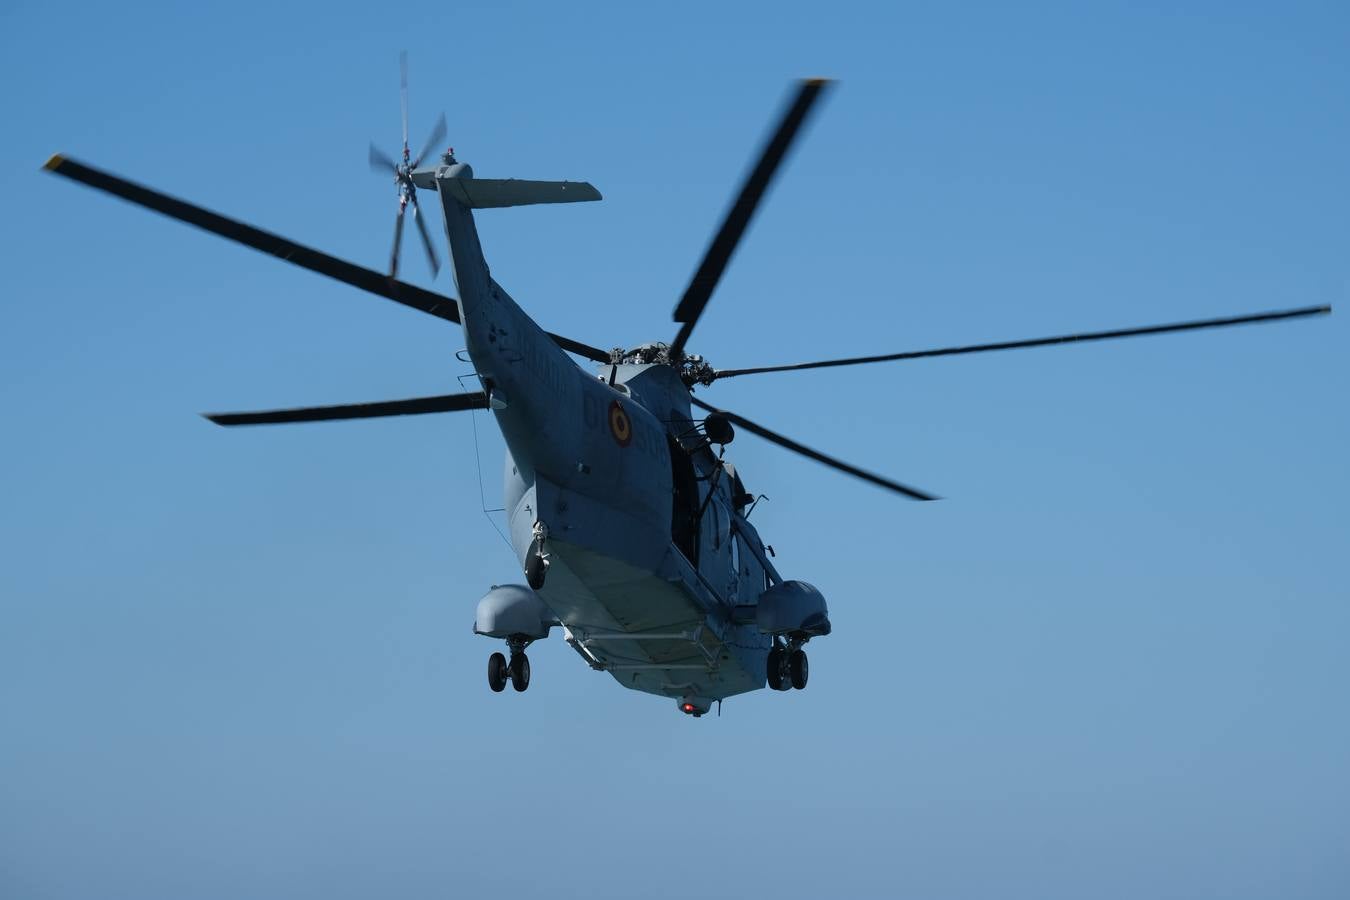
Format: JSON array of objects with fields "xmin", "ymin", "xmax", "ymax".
[{"xmin": 43, "ymin": 67, "xmax": 1330, "ymax": 717}]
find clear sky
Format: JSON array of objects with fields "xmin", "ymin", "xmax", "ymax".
[{"xmin": 2, "ymin": 1, "xmax": 1346, "ymax": 898}]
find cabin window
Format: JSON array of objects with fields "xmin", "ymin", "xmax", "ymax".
[{"xmin": 709, "ymin": 496, "xmax": 734, "ymax": 552}]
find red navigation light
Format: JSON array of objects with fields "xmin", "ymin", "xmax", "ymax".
[{"xmin": 682, "ymin": 703, "xmax": 695, "ymax": 713}]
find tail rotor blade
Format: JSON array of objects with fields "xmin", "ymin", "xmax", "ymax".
[
  {"xmin": 369, "ymin": 143, "xmax": 398, "ymax": 174},
  {"xmin": 410, "ymin": 195, "xmax": 440, "ymax": 277},
  {"xmin": 399, "ymin": 50, "xmax": 410, "ymax": 155},
  {"xmin": 413, "ymin": 113, "xmax": 448, "ymax": 169},
  {"xmin": 389, "ymin": 204, "xmax": 407, "ymax": 277}
]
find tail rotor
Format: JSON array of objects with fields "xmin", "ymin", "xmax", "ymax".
[{"xmin": 369, "ymin": 51, "xmax": 443, "ymax": 279}]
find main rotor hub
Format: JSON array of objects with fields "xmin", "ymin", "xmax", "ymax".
[
  {"xmin": 681, "ymin": 354, "xmax": 717, "ymax": 387},
  {"xmin": 611, "ymin": 343, "xmax": 717, "ymax": 387}
]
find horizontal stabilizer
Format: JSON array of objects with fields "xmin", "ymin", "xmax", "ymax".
[{"xmin": 437, "ymin": 177, "xmax": 601, "ymax": 209}]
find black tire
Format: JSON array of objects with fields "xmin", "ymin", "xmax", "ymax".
[
  {"xmin": 509, "ymin": 653, "xmax": 531, "ymax": 692},
  {"xmin": 766, "ymin": 647, "xmax": 786, "ymax": 691},
  {"xmin": 487, "ymin": 652, "xmax": 508, "ymax": 693},
  {"xmin": 525, "ymin": 547, "xmax": 547, "ymax": 590},
  {"xmin": 789, "ymin": 649, "xmax": 809, "ymax": 690}
]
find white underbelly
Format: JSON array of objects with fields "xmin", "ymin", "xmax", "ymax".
[{"xmin": 539, "ymin": 538, "xmax": 769, "ymax": 702}]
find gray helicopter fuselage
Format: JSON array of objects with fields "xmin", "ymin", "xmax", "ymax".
[{"xmin": 435, "ymin": 162, "xmax": 777, "ymax": 707}]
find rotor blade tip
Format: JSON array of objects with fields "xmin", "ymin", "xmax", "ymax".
[
  {"xmin": 42, "ymin": 153, "xmax": 65, "ymax": 172},
  {"xmin": 803, "ymin": 77, "xmax": 833, "ymax": 86}
]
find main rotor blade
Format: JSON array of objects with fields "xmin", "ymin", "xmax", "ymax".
[
  {"xmin": 399, "ymin": 50, "xmax": 410, "ymax": 152},
  {"xmin": 389, "ymin": 203, "xmax": 407, "ymax": 277},
  {"xmin": 42, "ymin": 155, "xmax": 612, "ymax": 362},
  {"xmin": 204, "ymin": 391, "xmax": 489, "ymax": 426},
  {"xmin": 413, "ymin": 113, "xmax": 447, "ymax": 169},
  {"xmin": 688, "ymin": 397, "xmax": 937, "ymax": 501},
  {"xmin": 712, "ymin": 305, "xmax": 1333, "ymax": 380},
  {"xmin": 410, "ymin": 196, "xmax": 441, "ymax": 277},
  {"xmin": 369, "ymin": 143, "xmax": 398, "ymax": 174},
  {"xmin": 45, "ymin": 154, "xmax": 459, "ymax": 320},
  {"xmin": 547, "ymin": 332, "xmax": 613, "ymax": 362},
  {"xmin": 670, "ymin": 79, "xmax": 831, "ymax": 359}
]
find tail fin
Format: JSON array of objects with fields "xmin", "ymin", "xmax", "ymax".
[{"xmin": 418, "ymin": 174, "xmax": 601, "ymax": 209}]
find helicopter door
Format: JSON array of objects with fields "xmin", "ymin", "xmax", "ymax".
[{"xmin": 669, "ymin": 436, "xmax": 699, "ymax": 565}]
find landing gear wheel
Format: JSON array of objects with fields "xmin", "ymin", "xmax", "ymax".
[
  {"xmin": 487, "ymin": 652, "xmax": 508, "ymax": 693},
  {"xmin": 509, "ymin": 653, "xmax": 531, "ymax": 692},
  {"xmin": 766, "ymin": 648, "xmax": 787, "ymax": 691},
  {"xmin": 525, "ymin": 544, "xmax": 547, "ymax": 590},
  {"xmin": 789, "ymin": 649, "xmax": 809, "ymax": 690}
]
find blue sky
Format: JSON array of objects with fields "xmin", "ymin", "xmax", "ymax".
[{"xmin": 2, "ymin": 1, "xmax": 1346, "ymax": 898}]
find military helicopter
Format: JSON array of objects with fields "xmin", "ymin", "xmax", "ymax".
[{"xmin": 43, "ymin": 67, "xmax": 1330, "ymax": 717}]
